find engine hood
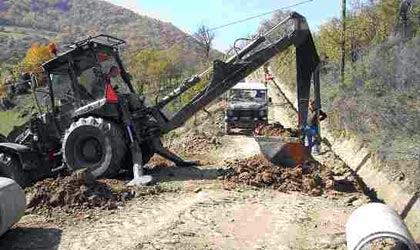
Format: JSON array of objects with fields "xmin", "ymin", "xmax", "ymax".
[{"xmin": 228, "ymin": 101, "xmax": 266, "ymax": 110}]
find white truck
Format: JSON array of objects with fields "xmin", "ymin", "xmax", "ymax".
[{"xmin": 224, "ymin": 81, "xmax": 269, "ymax": 134}]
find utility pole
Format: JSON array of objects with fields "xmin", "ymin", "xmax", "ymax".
[{"xmin": 341, "ymin": 0, "xmax": 347, "ymax": 83}]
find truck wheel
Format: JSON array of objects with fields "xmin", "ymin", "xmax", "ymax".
[
  {"xmin": 63, "ymin": 117, "xmax": 127, "ymax": 178},
  {"xmin": 0, "ymin": 152, "xmax": 30, "ymax": 188},
  {"xmin": 225, "ymin": 123, "xmax": 232, "ymax": 135}
]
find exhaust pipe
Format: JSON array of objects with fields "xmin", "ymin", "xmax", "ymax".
[
  {"xmin": 0, "ymin": 177, "xmax": 26, "ymax": 237},
  {"xmin": 346, "ymin": 203, "xmax": 419, "ymax": 250}
]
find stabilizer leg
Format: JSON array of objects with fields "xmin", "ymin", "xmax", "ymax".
[{"xmin": 127, "ymin": 143, "xmax": 153, "ymax": 186}]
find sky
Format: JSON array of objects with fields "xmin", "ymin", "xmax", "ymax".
[{"xmin": 104, "ymin": 0, "xmax": 345, "ymax": 52}]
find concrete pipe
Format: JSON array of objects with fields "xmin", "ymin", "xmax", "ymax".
[
  {"xmin": 346, "ymin": 202, "xmax": 419, "ymax": 250},
  {"xmin": 0, "ymin": 177, "xmax": 26, "ymax": 237}
]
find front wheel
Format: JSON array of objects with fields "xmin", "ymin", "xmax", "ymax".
[
  {"xmin": 62, "ymin": 117, "xmax": 127, "ymax": 178},
  {"xmin": 225, "ymin": 123, "xmax": 232, "ymax": 135}
]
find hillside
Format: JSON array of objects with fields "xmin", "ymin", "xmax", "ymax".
[
  {"xmin": 0, "ymin": 0, "xmax": 217, "ymax": 67},
  {"xmin": 262, "ymin": 2, "xmax": 420, "ymax": 192}
]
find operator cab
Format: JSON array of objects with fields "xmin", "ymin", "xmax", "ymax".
[{"xmin": 41, "ymin": 35, "xmax": 134, "ymax": 126}]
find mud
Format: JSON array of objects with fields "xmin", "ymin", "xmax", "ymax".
[
  {"xmin": 361, "ymin": 237, "xmax": 406, "ymax": 250},
  {"xmin": 254, "ymin": 122, "xmax": 300, "ymax": 137},
  {"xmin": 25, "ymin": 170, "xmax": 135, "ymax": 212},
  {"xmin": 223, "ymin": 154, "xmax": 362, "ymax": 196}
]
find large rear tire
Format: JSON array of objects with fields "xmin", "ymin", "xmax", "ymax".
[
  {"xmin": 62, "ymin": 117, "xmax": 127, "ymax": 178},
  {"xmin": 0, "ymin": 152, "xmax": 30, "ymax": 188}
]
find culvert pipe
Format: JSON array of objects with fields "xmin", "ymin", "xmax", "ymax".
[
  {"xmin": 0, "ymin": 177, "xmax": 26, "ymax": 237},
  {"xmin": 346, "ymin": 202, "xmax": 419, "ymax": 250}
]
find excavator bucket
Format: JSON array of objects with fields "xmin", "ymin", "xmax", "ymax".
[{"xmin": 254, "ymin": 136, "xmax": 309, "ymax": 167}]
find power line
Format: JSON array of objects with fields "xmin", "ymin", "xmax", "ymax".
[
  {"xmin": 122, "ymin": 0, "xmax": 315, "ymax": 54},
  {"xmin": 208, "ymin": 0, "xmax": 314, "ymax": 32}
]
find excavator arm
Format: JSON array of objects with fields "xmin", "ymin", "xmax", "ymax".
[
  {"xmin": 127, "ymin": 12, "xmax": 321, "ymax": 184},
  {"xmin": 155, "ymin": 12, "xmax": 320, "ymax": 134}
]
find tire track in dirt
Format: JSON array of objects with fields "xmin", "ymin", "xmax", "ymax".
[{"xmin": 58, "ymin": 192, "xmax": 200, "ymax": 250}]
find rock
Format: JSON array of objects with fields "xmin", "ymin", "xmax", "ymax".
[
  {"xmin": 396, "ymin": 172, "xmax": 405, "ymax": 181},
  {"xmin": 346, "ymin": 196, "xmax": 358, "ymax": 205},
  {"xmin": 261, "ymin": 172, "xmax": 274, "ymax": 184},
  {"xmin": 79, "ymin": 185, "xmax": 89, "ymax": 194},
  {"xmin": 238, "ymin": 172, "xmax": 252, "ymax": 181},
  {"xmin": 325, "ymin": 179, "xmax": 335, "ymax": 190},
  {"xmin": 49, "ymin": 189, "xmax": 66, "ymax": 206},
  {"xmin": 194, "ymin": 187, "xmax": 202, "ymax": 193},
  {"xmin": 88, "ymin": 195, "xmax": 102, "ymax": 206},
  {"xmin": 311, "ymin": 188, "xmax": 322, "ymax": 196},
  {"xmin": 352, "ymin": 198, "xmax": 367, "ymax": 207}
]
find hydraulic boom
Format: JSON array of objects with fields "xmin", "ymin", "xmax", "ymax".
[{"xmin": 156, "ymin": 12, "xmax": 320, "ymax": 134}]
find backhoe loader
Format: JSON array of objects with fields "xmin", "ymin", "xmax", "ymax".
[{"xmin": 0, "ymin": 12, "xmax": 320, "ymax": 187}]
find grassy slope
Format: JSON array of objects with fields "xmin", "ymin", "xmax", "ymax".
[{"xmin": 0, "ymin": 111, "xmax": 26, "ymax": 136}]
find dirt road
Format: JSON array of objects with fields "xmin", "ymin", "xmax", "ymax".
[{"xmin": 0, "ymin": 84, "xmax": 367, "ymax": 250}]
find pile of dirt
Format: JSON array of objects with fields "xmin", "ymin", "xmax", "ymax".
[
  {"xmin": 223, "ymin": 154, "xmax": 361, "ymax": 196},
  {"xmin": 254, "ymin": 122, "xmax": 300, "ymax": 137},
  {"xmin": 25, "ymin": 170, "xmax": 135, "ymax": 212},
  {"xmin": 365, "ymin": 237, "xmax": 406, "ymax": 250}
]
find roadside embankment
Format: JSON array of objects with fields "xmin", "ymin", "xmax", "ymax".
[{"xmin": 253, "ymin": 70, "xmax": 420, "ymax": 242}]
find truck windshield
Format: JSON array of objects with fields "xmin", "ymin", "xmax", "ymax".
[{"xmin": 229, "ymin": 89, "xmax": 266, "ymax": 102}]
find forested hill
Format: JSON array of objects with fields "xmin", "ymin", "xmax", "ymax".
[{"xmin": 0, "ymin": 0, "xmax": 212, "ymax": 66}]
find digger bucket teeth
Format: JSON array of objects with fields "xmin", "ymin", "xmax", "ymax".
[{"xmin": 254, "ymin": 136, "xmax": 309, "ymax": 167}]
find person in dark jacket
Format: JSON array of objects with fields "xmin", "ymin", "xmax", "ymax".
[{"xmin": 306, "ymin": 99, "xmax": 327, "ymax": 154}]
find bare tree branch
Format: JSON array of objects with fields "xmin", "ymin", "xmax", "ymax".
[{"xmin": 193, "ymin": 25, "xmax": 215, "ymax": 60}]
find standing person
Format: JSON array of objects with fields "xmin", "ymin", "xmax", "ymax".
[
  {"xmin": 306, "ymin": 99, "xmax": 327, "ymax": 154},
  {"xmin": 400, "ymin": 0, "xmax": 413, "ymax": 38},
  {"xmin": 400, "ymin": 0, "xmax": 413, "ymax": 21}
]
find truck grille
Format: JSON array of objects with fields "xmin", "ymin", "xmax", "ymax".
[{"xmin": 233, "ymin": 110, "xmax": 257, "ymax": 117}]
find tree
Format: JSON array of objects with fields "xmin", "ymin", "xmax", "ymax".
[
  {"xmin": 20, "ymin": 43, "xmax": 53, "ymax": 74},
  {"xmin": 129, "ymin": 46, "xmax": 182, "ymax": 95},
  {"xmin": 193, "ymin": 25, "xmax": 215, "ymax": 61},
  {"xmin": 190, "ymin": 25, "xmax": 215, "ymax": 122}
]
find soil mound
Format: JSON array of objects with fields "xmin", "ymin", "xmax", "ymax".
[
  {"xmin": 254, "ymin": 122, "xmax": 300, "ymax": 137},
  {"xmin": 26, "ymin": 170, "xmax": 134, "ymax": 212},
  {"xmin": 223, "ymin": 154, "xmax": 361, "ymax": 196}
]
